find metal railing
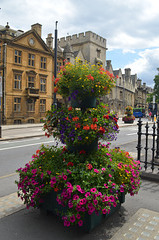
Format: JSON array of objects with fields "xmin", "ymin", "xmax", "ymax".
[{"xmin": 136, "ymin": 118, "xmax": 159, "ymax": 173}]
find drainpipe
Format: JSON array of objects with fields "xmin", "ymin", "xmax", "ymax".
[{"xmin": 2, "ymin": 43, "xmax": 7, "ymax": 124}]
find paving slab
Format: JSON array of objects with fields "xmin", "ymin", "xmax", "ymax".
[
  {"xmin": 110, "ymin": 208, "xmax": 159, "ymax": 240},
  {"xmin": 0, "ymin": 192, "xmax": 24, "ymax": 219}
]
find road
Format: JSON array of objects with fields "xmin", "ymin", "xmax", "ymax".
[{"xmin": 0, "ymin": 123, "xmax": 153, "ymax": 198}]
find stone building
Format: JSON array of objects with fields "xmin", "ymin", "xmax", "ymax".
[
  {"xmin": 57, "ymin": 31, "xmax": 107, "ymax": 67},
  {"xmin": 105, "ymin": 60, "xmax": 152, "ymax": 115},
  {"xmin": 0, "ymin": 23, "xmax": 63, "ymax": 124}
]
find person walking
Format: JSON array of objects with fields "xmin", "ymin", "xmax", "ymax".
[{"xmin": 148, "ymin": 111, "xmax": 152, "ymax": 121}]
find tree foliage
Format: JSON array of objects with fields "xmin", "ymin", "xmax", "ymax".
[{"xmin": 147, "ymin": 70, "xmax": 159, "ymax": 103}]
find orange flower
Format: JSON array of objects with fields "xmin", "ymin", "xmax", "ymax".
[
  {"xmin": 55, "ymin": 78, "xmax": 60, "ymax": 85},
  {"xmin": 83, "ymin": 125, "xmax": 90, "ymax": 130},
  {"xmin": 68, "ymin": 107, "xmax": 72, "ymax": 111},
  {"xmin": 72, "ymin": 117, "xmax": 79, "ymax": 121},
  {"xmin": 91, "ymin": 124, "xmax": 97, "ymax": 130},
  {"xmin": 36, "ymin": 149, "xmax": 40, "ymax": 155},
  {"xmin": 86, "ymin": 74, "xmax": 94, "ymax": 80},
  {"xmin": 54, "ymin": 188, "xmax": 59, "ymax": 192}
]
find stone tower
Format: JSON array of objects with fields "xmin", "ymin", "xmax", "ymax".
[{"xmin": 58, "ymin": 31, "xmax": 107, "ymax": 68}]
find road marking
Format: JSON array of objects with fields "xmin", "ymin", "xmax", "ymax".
[
  {"xmin": 9, "ymin": 137, "xmax": 41, "ymax": 144},
  {"xmin": 0, "ymin": 172, "xmax": 17, "ymax": 179},
  {"xmin": 0, "ymin": 140, "xmax": 55, "ymax": 151}
]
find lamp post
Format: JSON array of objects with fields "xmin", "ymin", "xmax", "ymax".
[{"xmin": 53, "ymin": 21, "xmax": 58, "ymax": 109}]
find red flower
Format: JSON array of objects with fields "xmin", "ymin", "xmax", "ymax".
[
  {"xmin": 54, "ymin": 78, "xmax": 60, "ymax": 85},
  {"xmin": 86, "ymin": 163, "xmax": 93, "ymax": 170},
  {"xmin": 67, "ymin": 162, "xmax": 74, "ymax": 167},
  {"xmin": 72, "ymin": 117, "xmax": 79, "ymax": 121},
  {"xmin": 68, "ymin": 107, "xmax": 72, "ymax": 111},
  {"xmin": 54, "ymin": 187, "xmax": 59, "ymax": 192},
  {"xmin": 90, "ymin": 124, "xmax": 97, "ymax": 130},
  {"xmin": 99, "ymin": 127, "xmax": 105, "ymax": 134},
  {"xmin": 113, "ymin": 117, "xmax": 117, "ymax": 122},
  {"xmin": 54, "ymin": 87, "xmax": 58, "ymax": 93},
  {"xmin": 79, "ymin": 150, "xmax": 86, "ymax": 154},
  {"xmin": 83, "ymin": 125, "xmax": 90, "ymax": 130},
  {"xmin": 92, "ymin": 118, "xmax": 98, "ymax": 123},
  {"xmin": 62, "ymin": 147, "xmax": 67, "ymax": 152},
  {"xmin": 86, "ymin": 74, "xmax": 94, "ymax": 80},
  {"xmin": 103, "ymin": 115, "xmax": 109, "ymax": 119}
]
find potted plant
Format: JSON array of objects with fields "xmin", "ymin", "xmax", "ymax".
[
  {"xmin": 43, "ymin": 102, "xmax": 119, "ymax": 153},
  {"xmin": 122, "ymin": 106, "xmax": 135, "ymax": 123},
  {"xmin": 54, "ymin": 59, "xmax": 117, "ymax": 108},
  {"xmin": 16, "ymin": 143, "xmax": 141, "ymax": 231}
]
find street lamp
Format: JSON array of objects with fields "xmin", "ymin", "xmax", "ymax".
[{"xmin": 53, "ymin": 21, "xmax": 58, "ymax": 109}]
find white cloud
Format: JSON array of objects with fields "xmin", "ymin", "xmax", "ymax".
[{"xmin": 123, "ymin": 48, "xmax": 159, "ymax": 87}]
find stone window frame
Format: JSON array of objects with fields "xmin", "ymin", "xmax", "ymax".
[
  {"xmin": 14, "ymin": 50, "xmax": 22, "ymax": 64},
  {"xmin": 27, "ymin": 99, "xmax": 35, "ymax": 112},
  {"xmin": 40, "ymin": 56, "xmax": 47, "ymax": 69},
  {"xmin": 14, "ymin": 97, "xmax": 21, "ymax": 112},
  {"xmin": 28, "ymin": 53, "xmax": 35, "ymax": 67},
  {"xmin": 39, "ymin": 75, "xmax": 47, "ymax": 93},
  {"xmin": 40, "ymin": 99, "xmax": 46, "ymax": 112}
]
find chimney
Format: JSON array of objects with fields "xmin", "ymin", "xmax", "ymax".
[
  {"xmin": 31, "ymin": 23, "xmax": 42, "ymax": 37},
  {"xmin": 46, "ymin": 33, "xmax": 53, "ymax": 49}
]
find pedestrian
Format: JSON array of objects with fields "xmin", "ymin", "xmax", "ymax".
[{"xmin": 148, "ymin": 111, "xmax": 152, "ymax": 121}]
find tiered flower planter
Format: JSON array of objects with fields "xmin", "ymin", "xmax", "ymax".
[{"xmin": 39, "ymin": 96, "xmax": 125, "ymax": 232}]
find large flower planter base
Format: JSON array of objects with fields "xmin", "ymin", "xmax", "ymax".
[
  {"xmin": 40, "ymin": 191, "xmax": 125, "ymax": 232},
  {"xmin": 124, "ymin": 120, "xmax": 134, "ymax": 124}
]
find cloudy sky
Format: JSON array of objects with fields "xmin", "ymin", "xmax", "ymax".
[{"xmin": 1, "ymin": 0, "xmax": 159, "ymax": 87}]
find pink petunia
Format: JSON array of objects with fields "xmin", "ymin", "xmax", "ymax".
[
  {"xmin": 76, "ymin": 214, "xmax": 81, "ymax": 219},
  {"xmin": 102, "ymin": 209, "xmax": 107, "ymax": 214},
  {"xmin": 70, "ymin": 215, "xmax": 75, "ymax": 223},
  {"xmin": 73, "ymin": 194, "xmax": 79, "ymax": 200},
  {"xmin": 63, "ymin": 175, "xmax": 67, "ymax": 180},
  {"xmin": 90, "ymin": 188, "xmax": 97, "ymax": 193},
  {"xmin": 78, "ymin": 220, "xmax": 83, "ymax": 227}
]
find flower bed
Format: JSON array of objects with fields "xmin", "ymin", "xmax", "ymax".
[{"xmin": 16, "ymin": 143, "xmax": 141, "ymax": 229}]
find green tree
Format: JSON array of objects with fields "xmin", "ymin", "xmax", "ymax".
[
  {"xmin": 147, "ymin": 69, "xmax": 159, "ymax": 103},
  {"xmin": 153, "ymin": 69, "xmax": 159, "ymax": 103}
]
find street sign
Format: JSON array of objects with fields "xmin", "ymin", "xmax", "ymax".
[{"xmin": 0, "ymin": 76, "xmax": 2, "ymax": 98}]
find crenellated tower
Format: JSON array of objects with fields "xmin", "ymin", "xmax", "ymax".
[{"xmin": 58, "ymin": 31, "xmax": 107, "ymax": 67}]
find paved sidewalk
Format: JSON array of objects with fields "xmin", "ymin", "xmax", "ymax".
[{"xmin": 111, "ymin": 208, "xmax": 159, "ymax": 240}]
